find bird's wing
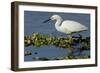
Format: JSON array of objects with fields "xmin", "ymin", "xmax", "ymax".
[{"xmin": 61, "ymin": 20, "xmax": 88, "ymax": 33}]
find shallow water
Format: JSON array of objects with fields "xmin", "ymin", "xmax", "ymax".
[{"xmin": 24, "ymin": 43, "xmax": 90, "ymax": 61}]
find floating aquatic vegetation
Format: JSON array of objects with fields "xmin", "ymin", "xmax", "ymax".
[
  {"xmin": 24, "ymin": 51, "xmax": 32, "ymax": 56},
  {"xmin": 24, "ymin": 35, "xmax": 31, "ymax": 46},
  {"xmin": 25, "ymin": 32, "xmax": 88, "ymax": 47}
]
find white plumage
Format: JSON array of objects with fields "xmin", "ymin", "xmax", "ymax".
[{"xmin": 43, "ymin": 14, "xmax": 88, "ymax": 35}]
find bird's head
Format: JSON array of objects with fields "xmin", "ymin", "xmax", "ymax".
[
  {"xmin": 43, "ymin": 14, "xmax": 61, "ymax": 23},
  {"xmin": 50, "ymin": 15, "xmax": 61, "ymax": 20}
]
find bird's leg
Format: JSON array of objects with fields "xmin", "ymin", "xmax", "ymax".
[
  {"xmin": 67, "ymin": 34, "xmax": 73, "ymax": 44},
  {"xmin": 67, "ymin": 34, "xmax": 74, "ymax": 58},
  {"xmin": 68, "ymin": 34, "xmax": 71, "ymax": 38}
]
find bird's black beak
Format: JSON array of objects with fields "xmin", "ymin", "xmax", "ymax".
[{"xmin": 43, "ymin": 19, "xmax": 51, "ymax": 23}]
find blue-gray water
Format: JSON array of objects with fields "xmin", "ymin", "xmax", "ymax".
[{"xmin": 24, "ymin": 11, "xmax": 90, "ymax": 61}]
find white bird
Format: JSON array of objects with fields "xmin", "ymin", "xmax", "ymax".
[{"xmin": 43, "ymin": 14, "xmax": 88, "ymax": 37}]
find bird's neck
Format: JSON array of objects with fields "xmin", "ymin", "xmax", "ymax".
[
  {"xmin": 55, "ymin": 18, "xmax": 63, "ymax": 26},
  {"xmin": 55, "ymin": 18, "xmax": 63, "ymax": 30}
]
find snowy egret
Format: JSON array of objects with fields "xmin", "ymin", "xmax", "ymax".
[{"xmin": 43, "ymin": 14, "xmax": 88, "ymax": 37}]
